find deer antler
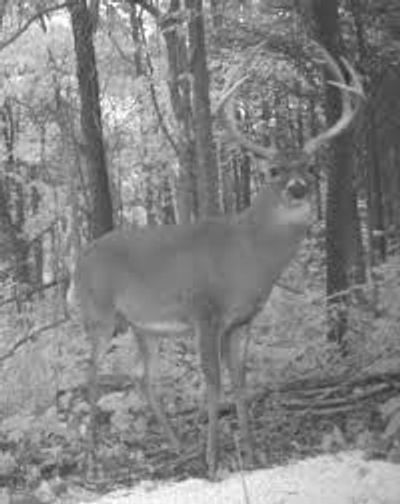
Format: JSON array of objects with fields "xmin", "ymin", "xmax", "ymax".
[
  {"xmin": 215, "ymin": 41, "xmax": 364, "ymax": 161},
  {"xmin": 216, "ymin": 73, "xmax": 277, "ymax": 161},
  {"xmin": 213, "ymin": 39, "xmax": 277, "ymax": 161},
  {"xmin": 303, "ymin": 43, "xmax": 364, "ymax": 156}
]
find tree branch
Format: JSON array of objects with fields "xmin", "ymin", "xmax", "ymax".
[
  {"xmin": 0, "ymin": 2, "xmax": 73, "ymax": 52},
  {"xmin": 107, "ymin": 29, "xmax": 179, "ymax": 156},
  {"xmin": 0, "ymin": 279, "xmax": 66, "ymax": 307},
  {"xmin": 139, "ymin": 16, "xmax": 179, "ymax": 156},
  {"xmin": 0, "ymin": 317, "xmax": 69, "ymax": 364},
  {"xmin": 125, "ymin": 0, "xmax": 161, "ymax": 20}
]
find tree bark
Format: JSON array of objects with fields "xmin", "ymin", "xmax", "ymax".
[
  {"xmin": 187, "ymin": 0, "xmax": 220, "ymax": 218},
  {"xmin": 210, "ymin": 0, "xmax": 223, "ymax": 28},
  {"xmin": 68, "ymin": 0, "xmax": 114, "ymax": 477},
  {"xmin": 127, "ymin": 0, "xmax": 204, "ymax": 223},
  {"xmin": 69, "ymin": 0, "xmax": 113, "ymax": 239},
  {"xmin": 367, "ymin": 112, "xmax": 386, "ymax": 263},
  {"xmin": 161, "ymin": 0, "xmax": 198, "ymax": 223},
  {"xmin": 308, "ymin": 0, "xmax": 361, "ymax": 345},
  {"xmin": 129, "ymin": 3, "xmax": 144, "ymax": 76},
  {"xmin": 0, "ymin": 99, "xmax": 30, "ymax": 289}
]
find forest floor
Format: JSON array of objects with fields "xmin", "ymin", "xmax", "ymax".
[{"xmin": 68, "ymin": 451, "xmax": 399, "ymax": 504}]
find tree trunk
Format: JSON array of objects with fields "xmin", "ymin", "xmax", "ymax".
[
  {"xmin": 309, "ymin": 96, "xmax": 323, "ymax": 220},
  {"xmin": 161, "ymin": 0, "xmax": 198, "ymax": 223},
  {"xmin": 68, "ymin": 0, "xmax": 114, "ymax": 477},
  {"xmin": 210, "ymin": 0, "xmax": 223, "ymax": 28},
  {"xmin": 368, "ymin": 112, "xmax": 386, "ymax": 263},
  {"xmin": 350, "ymin": 190, "xmax": 366, "ymax": 285},
  {"xmin": 30, "ymin": 163, "xmax": 44, "ymax": 295},
  {"xmin": 0, "ymin": 99, "xmax": 30, "ymax": 292},
  {"xmin": 129, "ymin": 3, "xmax": 144, "ymax": 76},
  {"xmin": 145, "ymin": 171, "xmax": 158, "ymax": 226},
  {"xmin": 188, "ymin": 0, "xmax": 220, "ymax": 218},
  {"xmin": 160, "ymin": 174, "xmax": 176, "ymax": 224},
  {"xmin": 220, "ymin": 142, "xmax": 235, "ymax": 214},
  {"xmin": 69, "ymin": 0, "xmax": 113, "ymax": 239},
  {"xmin": 309, "ymin": 0, "xmax": 359, "ymax": 345},
  {"xmin": 127, "ymin": 0, "xmax": 203, "ymax": 223},
  {"xmin": 350, "ymin": 0, "xmax": 385, "ymax": 268}
]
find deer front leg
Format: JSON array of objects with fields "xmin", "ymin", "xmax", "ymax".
[
  {"xmin": 197, "ymin": 320, "xmax": 222, "ymax": 478},
  {"xmin": 224, "ymin": 327, "xmax": 253, "ymax": 467},
  {"xmin": 135, "ymin": 330, "xmax": 181, "ymax": 453}
]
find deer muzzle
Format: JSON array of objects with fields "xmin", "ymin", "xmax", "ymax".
[{"xmin": 286, "ymin": 177, "xmax": 308, "ymax": 201}]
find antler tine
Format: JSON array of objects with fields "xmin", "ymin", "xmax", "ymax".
[
  {"xmin": 339, "ymin": 56, "xmax": 365, "ymax": 98},
  {"xmin": 218, "ymin": 78, "xmax": 277, "ymax": 160},
  {"xmin": 215, "ymin": 42, "xmax": 277, "ymax": 161},
  {"xmin": 214, "ymin": 75, "xmax": 250, "ymax": 115},
  {"xmin": 214, "ymin": 39, "xmax": 269, "ymax": 115},
  {"xmin": 303, "ymin": 43, "xmax": 364, "ymax": 156},
  {"xmin": 217, "ymin": 87, "xmax": 277, "ymax": 161}
]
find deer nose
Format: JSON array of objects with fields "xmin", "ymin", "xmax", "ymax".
[{"xmin": 286, "ymin": 178, "xmax": 308, "ymax": 199}]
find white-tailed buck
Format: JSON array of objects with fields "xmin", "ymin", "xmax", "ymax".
[{"xmin": 69, "ymin": 43, "xmax": 362, "ymax": 477}]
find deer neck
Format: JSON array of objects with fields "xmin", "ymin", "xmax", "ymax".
[{"xmin": 236, "ymin": 184, "xmax": 312, "ymax": 245}]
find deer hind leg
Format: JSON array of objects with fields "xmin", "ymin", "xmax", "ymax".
[
  {"xmin": 224, "ymin": 327, "xmax": 253, "ymax": 467},
  {"xmin": 134, "ymin": 329, "xmax": 181, "ymax": 453},
  {"xmin": 196, "ymin": 317, "xmax": 222, "ymax": 478}
]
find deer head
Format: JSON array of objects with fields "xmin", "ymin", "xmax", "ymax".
[
  {"xmin": 218, "ymin": 42, "xmax": 363, "ymax": 213},
  {"xmin": 69, "ymin": 42, "xmax": 362, "ymax": 478}
]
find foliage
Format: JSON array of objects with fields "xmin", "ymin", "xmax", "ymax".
[{"xmin": 381, "ymin": 396, "xmax": 400, "ymax": 443}]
